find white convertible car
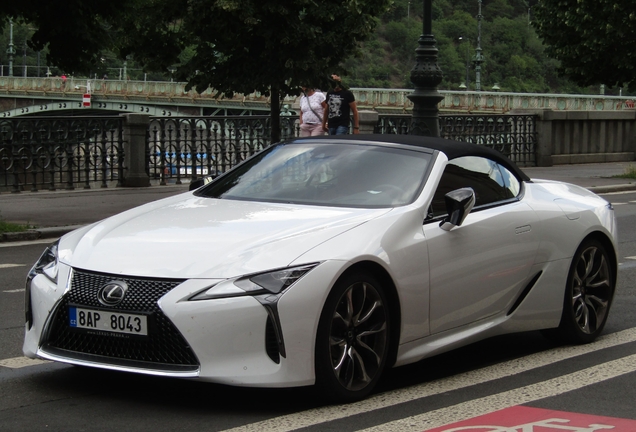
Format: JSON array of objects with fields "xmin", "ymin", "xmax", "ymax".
[{"xmin": 24, "ymin": 135, "xmax": 617, "ymax": 402}]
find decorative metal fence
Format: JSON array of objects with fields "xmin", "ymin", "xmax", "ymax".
[
  {"xmin": 0, "ymin": 113, "xmax": 536, "ymax": 192},
  {"xmin": 147, "ymin": 116, "xmax": 299, "ymax": 184},
  {"xmin": 0, "ymin": 116, "xmax": 124, "ymax": 192},
  {"xmin": 375, "ymin": 114, "xmax": 537, "ymax": 166}
]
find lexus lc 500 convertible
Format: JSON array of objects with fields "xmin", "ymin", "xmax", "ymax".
[{"xmin": 24, "ymin": 134, "xmax": 617, "ymax": 402}]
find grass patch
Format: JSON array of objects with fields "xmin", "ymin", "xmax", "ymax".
[
  {"xmin": 613, "ymin": 165, "xmax": 636, "ymax": 179},
  {"xmin": 0, "ymin": 219, "xmax": 31, "ymax": 234}
]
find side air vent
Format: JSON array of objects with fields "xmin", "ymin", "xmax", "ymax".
[
  {"xmin": 265, "ymin": 315, "xmax": 281, "ymax": 364},
  {"xmin": 507, "ymin": 271, "xmax": 542, "ymax": 316}
]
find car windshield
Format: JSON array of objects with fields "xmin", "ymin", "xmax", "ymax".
[{"xmin": 196, "ymin": 142, "xmax": 433, "ymax": 208}]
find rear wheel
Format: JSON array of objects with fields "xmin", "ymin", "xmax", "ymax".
[
  {"xmin": 549, "ymin": 239, "xmax": 615, "ymax": 344},
  {"xmin": 315, "ymin": 272, "xmax": 390, "ymax": 403}
]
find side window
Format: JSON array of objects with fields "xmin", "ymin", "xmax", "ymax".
[
  {"xmin": 500, "ymin": 164, "xmax": 521, "ymax": 197},
  {"xmin": 429, "ymin": 156, "xmax": 521, "ymax": 218}
]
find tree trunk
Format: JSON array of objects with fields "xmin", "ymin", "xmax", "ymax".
[{"xmin": 270, "ymin": 85, "xmax": 281, "ymax": 144}]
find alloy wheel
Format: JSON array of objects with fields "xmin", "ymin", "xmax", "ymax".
[
  {"xmin": 328, "ymin": 281, "xmax": 388, "ymax": 392},
  {"xmin": 570, "ymin": 245, "xmax": 612, "ymax": 334}
]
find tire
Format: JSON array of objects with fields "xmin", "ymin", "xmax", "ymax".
[
  {"xmin": 549, "ymin": 239, "xmax": 615, "ymax": 344},
  {"xmin": 315, "ymin": 271, "xmax": 390, "ymax": 403}
]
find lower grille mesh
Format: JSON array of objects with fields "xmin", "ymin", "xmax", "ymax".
[{"xmin": 42, "ymin": 269, "xmax": 199, "ymax": 371}]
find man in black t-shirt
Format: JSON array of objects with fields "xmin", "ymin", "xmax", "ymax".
[{"xmin": 322, "ymin": 75, "xmax": 360, "ymax": 135}]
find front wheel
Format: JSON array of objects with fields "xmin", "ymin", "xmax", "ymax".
[
  {"xmin": 549, "ymin": 239, "xmax": 615, "ymax": 344},
  {"xmin": 315, "ymin": 272, "xmax": 390, "ymax": 403}
]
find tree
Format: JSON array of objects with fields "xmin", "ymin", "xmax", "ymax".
[
  {"xmin": 115, "ymin": 0, "xmax": 392, "ymax": 142},
  {"xmin": 2, "ymin": 0, "xmax": 131, "ymax": 75},
  {"xmin": 4, "ymin": 0, "xmax": 390, "ymax": 142},
  {"xmin": 533, "ymin": 0, "xmax": 636, "ymax": 90}
]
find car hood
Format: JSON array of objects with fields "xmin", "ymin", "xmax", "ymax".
[{"xmin": 60, "ymin": 193, "xmax": 391, "ymax": 279}]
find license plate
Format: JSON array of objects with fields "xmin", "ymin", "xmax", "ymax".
[{"xmin": 69, "ymin": 307, "xmax": 148, "ymax": 336}]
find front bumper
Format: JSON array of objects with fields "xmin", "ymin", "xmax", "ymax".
[{"xmin": 24, "ymin": 261, "xmax": 343, "ymax": 388}]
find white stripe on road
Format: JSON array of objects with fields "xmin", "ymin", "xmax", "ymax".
[
  {"xmin": 0, "ymin": 264, "xmax": 25, "ymax": 268},
  {"xmin": 0, "ymin": 357, "xmax": 50, "ymax": 369},
  {"xmin": 625, "ymin": 256, "xmax": 636, "ymax": 260},
  {"xmin": 220, "ymin": 328, "xmax": 636, "ymax": 432},
  {"xmin": 362, "ymin": 354, "xmax": 636, "ymax": 432},
  {"xmin": 602, "ymin": 190, "xmax": 636, "ymax": 196},
  {"xmin": 3, "ymin": 289, "xmax": 25, "ymax": 293}
]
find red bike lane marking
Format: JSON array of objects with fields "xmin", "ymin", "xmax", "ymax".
[{"xmin": 424, "ymin": 405, "xmax": 636, "ymax": 431}]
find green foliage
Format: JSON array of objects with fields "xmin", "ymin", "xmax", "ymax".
[
  {"xmin": 0, "ymin": 218, "xmax": 30, "ymax": 234},
  {"xmin": 534, "ymin": 0, "xmax": 636, "ymax": 90},
  {"xmin": 614, "ymin": 165, "xmax": 636, "ymax": 180},
  {"xmin": 114, "ymin": 0, "xmax": 393, "ymax": 141},
  {"xmin": 3, "ymin": 0, "xmax": 632, "ymax": 98},
  {"xmin": 340, "ymin": 0, "xmax": 627, "ymax": 94},
  {"xmin": 1, "ymin": 0, "xmax": 132, "ymax": 75},
  {"xmin": 115, "ymin": 0, "xmax": 392, "ymax": 97}
]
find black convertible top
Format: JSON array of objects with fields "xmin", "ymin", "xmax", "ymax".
[{"xmin": 289, "ymin": 134, "xmax": 530, "ymax": 182}]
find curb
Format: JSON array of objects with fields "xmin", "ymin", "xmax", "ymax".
[{"xmin": 587, "ymin": 184, "xmax": 636, "ymax": 194}]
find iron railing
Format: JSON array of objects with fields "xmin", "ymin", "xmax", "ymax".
[
  {"xmin": 0, "ymin": 113, "xmax": 536, "ymax": 192},
  {"xmin": 147, "ymin": 116, "xmax": 299, "ymax": 184},
  {"xmin": 375, "ymin": 114, "xmax": 537, "ymax": 166},
  {"xmin": 0, "ymin": 116, "xmax": 124, "ymax": 192}
]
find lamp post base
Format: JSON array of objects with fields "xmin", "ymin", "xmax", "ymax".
[{"xmin": 408, "ymin": 91, "xmax": 444, "ymax": 137}]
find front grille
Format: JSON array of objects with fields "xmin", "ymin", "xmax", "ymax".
[{"xmin": 41, "ymin": 269, "xmax": 199, "ymax": 372}]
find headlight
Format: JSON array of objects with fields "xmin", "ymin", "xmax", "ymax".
[
  {"xmin": 234, "ymin": 263, "xmax": 319, "ymax": 294},
  {"xmin": 25, "ymin": 240, "xmax": 60, "ymax": 330},
  {"xmin": 190, "ymin": 263, "xmax": 319, "ymax": 301}
]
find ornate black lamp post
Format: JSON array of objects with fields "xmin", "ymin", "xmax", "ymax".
[{"xmin": 408, "ymin": 0, "xmax": 443, "ymax": 137}]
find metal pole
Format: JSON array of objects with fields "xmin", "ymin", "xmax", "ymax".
[
  {"xmin": 474, "ymin": 0, "xmax": 485, "ymax": 91},
  {"xmin": 408, "ymin": 0, "xmax": 444, "ymax": 137},
  {"xmin": 465, "ymin": 43, "xmax": 470, "ymax": 89},
  {"xmin": 23, "ymin": 39, "xmax": 27, "ymax": 77},
  {"xmin": 7, "ymin": 19, "xmax": 15, "ymax": 77}
]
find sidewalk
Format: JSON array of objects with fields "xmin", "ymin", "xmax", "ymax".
[
  {"xmin": 1, "ymin": 162, "xmax": 635, "ymax": 242},
  {"xmin": 521, "ymin": 162, "xmax": 636, "ymax": 193}
]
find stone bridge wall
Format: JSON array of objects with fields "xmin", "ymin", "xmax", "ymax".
[{"xmin": 513, "ymin": 109, "xmax": 636, "ymax": 166}]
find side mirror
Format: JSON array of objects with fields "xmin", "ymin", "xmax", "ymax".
[
  {"xmin": 188, "ymin": 176, "xmax": 214, "ymax": 191},
  {"xmin": 440, "ymin": 187, "xmax": 475, "ymax": 231}
]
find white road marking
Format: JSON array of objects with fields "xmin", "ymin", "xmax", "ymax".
[
  {"xmin": 0, "ymin": 357, "xmax": 50, "ymax": 369},
  {"xmin": 602, "ymin": 190, "xmax": 636, "ymax": 196},
  {"xmin": 220, "ymin": 328, "xmax": 636, "ymax": 432},
  {"xmin": 0, "ymin": 239, "xmax": 55, "ymax": 248},
  {"xmin": 611, "ymin": 202, "xmax": 627, "ymax": 205},
  {"xmin": 0, "ymin": 264, "xmax": 25, "ymax": 268},
  {"xmin": 625, "ymin": 256, "xmax": 636, "ymax": 260},
  {"xmin": 3, "ymin": 289, "xmax": 25, "ymax": 293},
  {"xmin": 362, "ymin": 354, "xmax": 636, "ymax": 431}
]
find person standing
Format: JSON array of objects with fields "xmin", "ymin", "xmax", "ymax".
[
  {"xmin": 322, "ymin": 75, "xmax": 359, "ymax": 135},
  {"xmin": 299, "ymin": 87, "xmax": 326, "ymax": 137}
]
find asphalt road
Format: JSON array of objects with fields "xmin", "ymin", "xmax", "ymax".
[{"xmin": 1, "ymin": 190, "xmax": 636, "ymax": 431}]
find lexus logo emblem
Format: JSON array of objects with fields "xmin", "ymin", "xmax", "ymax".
[{"xmin": 97, "ymin": 281, "xmax": 128, "ymax": 306}]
